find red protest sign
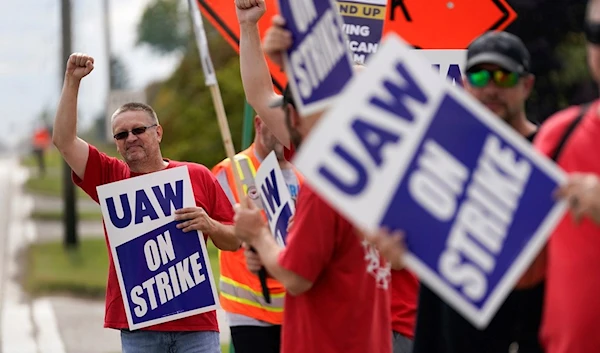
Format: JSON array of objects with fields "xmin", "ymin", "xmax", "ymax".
[
  {"xmin": 196, "ymin": 0, "xmax": 288, "ymax": 92},
  {"xmin": 196, "ymin": 0, "xmax": 517, "ymax": 93},
  {"xmin": 385, "ymin": 0, "xmax": 517, "ymax": 49}
]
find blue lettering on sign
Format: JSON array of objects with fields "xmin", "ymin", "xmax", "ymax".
[
  {"xmin": 290, "ymin": 0, "xmax": 317, "ymax": 32},
  {"xmin": 408, "ymin": 139, "xmax": 469, "ymax": 221},
  {"xmin": 318, "ymin": 60, "xmax": 429, "ymax": 195},
  {"xmin": 432, "ymin": 63, "xmax": 463, "ymax": 87},
  {"xmin": 274, "ymin": 203, "xmax": 293, "ymax": 245},
  {"xmin": 130, "ymin": 229, "xmax": 206, "ymax": 318},
  {"xmin": 106, "ymin": 194, "xmax": 131, "ymax": 228},
  {"xmin": 135, "ymin": 189, "xmax": 159, "ymax": 224},
  {"xmin": 437, "ymin": 134, "xmax": 532, "ymax": 301},
  {"xmin": 152, "ymin": 182, "xmax": 184, "ymax": 216},
  {"xmin": 106, "ymin": 180, "xmax": 184, "ymax": 229},
  {"xmin": 370, "ymin": 62, "xmax": 428, "ymax": 120},
  {"xmin": 376, "ymin": 92, "xmax": 557, "ymax": 311},
  {"xmin": 116, "ymin": 222, "xmax": 215, "ymax": 324},
  {"xmin": 353, "ymin": 119, "xmax": 400, "ymax": 167},
  {"xmin": 261, "ymin": 170, "xmax": 281, "ymax": 223},
  {"xmin": 291, "ymin": 8, "xmax": 347, "ymax": 99},
  {"xmin": 319, "ymin": 146, "xmax": 368, "ymax": 195},
  {"xmin": 278, "ymin": 0, "xmax": 353, "ymax": 110}
]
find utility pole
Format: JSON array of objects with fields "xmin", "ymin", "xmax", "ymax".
[
  {"xmin": 103, "ymin": 0, "xmax": 112, "ymax": 90},
  {"xmin": 103, "ymin": 0, "xmax": 114, "ymax": 143},
  {"xmin": 61, "ymin": 0, "xmax": 78, "ymax": 249}
]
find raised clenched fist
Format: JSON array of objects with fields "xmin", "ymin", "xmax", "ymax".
[
  {"xmin": 235, "ymin": 0, "xmax": 266, "ymax": 24},
  {"xmin": 65, "ymin": 53, "xmax": 94, "ymax": 80}
]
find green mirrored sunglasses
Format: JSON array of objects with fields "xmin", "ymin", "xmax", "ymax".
[{"xmin": 467, "ymin": 69, "xmax": 520, "ymax": 88}]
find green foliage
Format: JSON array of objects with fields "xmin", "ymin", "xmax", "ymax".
[
  {"xmin": 554, "ymin": 32, "xmax": 589, "ymax": 84},
  {"xmin": 149, "ymin": 37, "xmax": 244, "ymax": 169},
  {"xmin": 25, "ymin": 238, "xmax": 109, "ymax": 298},
  {"xmin": 136, "ymin": 0, "xmax": 190, "ymax": 55},
  {"xmin": 24, "ymin": 237, "xmax": 222, "ymax": 298},
  {"xmin": 31, "ymin": 210, "xmax": 103, "ymax": 222},
  {"xmin": 23, "ymin": 147, "xmax": 119, "ymax": 199}
]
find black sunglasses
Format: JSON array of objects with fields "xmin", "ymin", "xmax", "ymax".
[{"xmin": 113, "ymin": 124, "xmax": 157, "ymax": 140}]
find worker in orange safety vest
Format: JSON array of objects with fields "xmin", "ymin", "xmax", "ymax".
[{"xmin": 211, "ymin": 115, "xmax": 303, "ymax": 353}]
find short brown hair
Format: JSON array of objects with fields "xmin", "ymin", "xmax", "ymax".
[{"xmin": 111, "ymin": 102, "xmax": 159, "ymax": 124}]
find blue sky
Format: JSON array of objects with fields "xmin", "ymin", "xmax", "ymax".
[{"xmin": 0, "ymin": 0, "xmax": 183, "ymax": 148}]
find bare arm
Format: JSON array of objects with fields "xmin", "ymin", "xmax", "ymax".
[
  {"xmin": 250, "ymin": 227, "xmax": 312, "ymax": 296},
  {"xmin": 52, "ymin": 54, "xmax": 95, "ymax": 180},
  {"xmin": 208, "ymin": 222, "xmax": 242, "ymax": 251},
  {"xmin": 361, "ymin": 228, "xmax": 407, "ymax": 270},
  {"xmin": 234, "ymin": 196, "xmax": 312, "ymax": 295},
  {"xmin": 237, "ymin": 1, "xmax": 291, "ymax": 147}
]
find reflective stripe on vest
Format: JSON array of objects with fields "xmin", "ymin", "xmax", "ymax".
[
  {"xmin": 220, "ymin": 276, "xmax": 285, "ymax": 312},
  {"xmin": 232, "ymin": 155, "xmax": 263, "ymax": 209},
  {"xmin": 215, "ymin": 146, "xmax": 301, "ymax": 324}
]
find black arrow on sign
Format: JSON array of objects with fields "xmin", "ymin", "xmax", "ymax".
[{"xmin": 390, "ymin": 0, "xmax": 412, "ymax": 22}]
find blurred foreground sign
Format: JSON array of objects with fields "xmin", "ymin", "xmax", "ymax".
[
  {"xmin": 195, "ymin": 0, "xmax": 515, "ymax": 93},
  {"xmin": 292, "ymin": 33, "xmax": 565, "ymax": 329}
]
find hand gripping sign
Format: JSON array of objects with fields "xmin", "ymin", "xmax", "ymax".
[
  {"xmin": 97, "ymin": 166, "xmax": 219, "ymax": 330},
  {"xmin": 293, "ymin": 33, "xmax": 568, "ymax": 328},
  {"xmin": 254, "ymin": 151, "xmax": 296, "ymax": 246}
]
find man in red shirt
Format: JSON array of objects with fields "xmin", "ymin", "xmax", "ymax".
[
  {"xmin": 535, "ymin": 3, "xmax": 600, "ymax": 351},
  {"xmin": 52, "ymin": 53, "xmax": 241, "ymax": 353},
  {"xmin": 235, "ymin": 1, "xmax": 419, "ymax": 351},
  {"xmin": 234, "ymin": 1, "xmax": 394, "ymax": 352}
]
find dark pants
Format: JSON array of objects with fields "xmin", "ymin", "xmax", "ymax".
[
  {"xmin": 393, "ymin": 331, "xmax": 414, "ymax": 353},
  {"xmin": 413, "ymin": 282, "xmax": 545, "ymax": 353},
  {"xmin": 230, "ymin": 325, "xmax": 281, "ymax": 353}
]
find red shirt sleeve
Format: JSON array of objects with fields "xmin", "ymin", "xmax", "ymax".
[
  {"xmin": 284, "ymin": 145, "xmax": 295, "ymax": 161},
  {"xmin": 278, "ymin": 187, "xmax": 338, "ymax": 283},
  {"xmin": 71, "ymin": 144, "xmax": 128, "ymax": 202},
  {"xmin": 534, "ymin": 105, "xmax": 583, "ymax": 158},
  {"xmin": 191, "ymin": 164, "xmax": 235, "ymax": 226}
]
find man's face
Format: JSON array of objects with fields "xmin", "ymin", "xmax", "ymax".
[
  {"xmin": 284, "ymin": 104, "xmax": 304, "ymax": 149},
  {"xmin": 588, "ymin": 43, "xmax": 600, "ymax": 83},
  {"xmin": 586, "ymin": 3, "xmax": 600, "ymax": 83},
  {"xmin": 112, "ymin": 110, "xmax": 162, "ymax": 165},
  {"xmin": 256, "ymin": 118, "xmax": 285, "ymax": 160},
  {"xmin": 464, "ymin": 63, "xmax": 533, "ymax": 124}
]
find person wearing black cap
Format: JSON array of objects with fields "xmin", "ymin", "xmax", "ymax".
[
  {"xmin": 464, "ymin": 31, "xmax": 538, "ymax": 138},
  {"xmin": 411, "ymin": 31, "xmax": 545, "ymax": 353},
  {"xmin": 233, "ymin": 2, "xmax": 394, "ymax": 353}
]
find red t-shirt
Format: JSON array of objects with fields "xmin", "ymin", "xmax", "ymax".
[
  {"xmin": 284, "ymin": 145, "xmax": 296, "ymax": 161},
  {"xmin": 73, "ymin": 144, "xmax": 235, "ymax": 331},
  {"xmin": 284, "ymin": 144, "xmax": 417, "ymax": 340},
  {"xmin": 390, "ymin": 269, "xmax": 419, "ymax": 339},
  {"xmin": 278, "ymin": 186, "xmax": 392, "ymax": 353},
  {"xmin": 534, "ymin": 100, "xmax": 600, "ymax": 353}
]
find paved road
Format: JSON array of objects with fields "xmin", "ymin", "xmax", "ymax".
[
  {"xmin": 0, "ymin": 156, "xmax": 68, "ymax": 353},
  {"xmin": 0, "ymin": 158, "xmax": 122, "ymax": 353},
  {"xmin": 0, "ymin": 157, "xmax": 231, "ymax": 352}
]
